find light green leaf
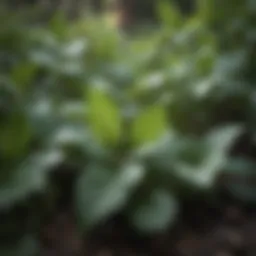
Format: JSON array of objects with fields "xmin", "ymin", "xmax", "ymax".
[
  {"xmin": 157, "ymin": 0, "xmax": 183, "ymax": 28},
  {"xmin": 131, "ymin": 189, "xmax": 179, "ymax": 233},
  {"xmin": 75, "ymin": 162, "xmax": 145, "ymax": 230},
  {"xmin": 87, "ymin": 87, "xmax": 122, "ymax": 146},
  {"xmin": 132, "ymin": 105, "xmax": 168, "ymax": 146}
]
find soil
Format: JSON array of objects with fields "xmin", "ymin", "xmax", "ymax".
[{"xmin": 39, "ymin": 194, "xmax": 256, "ymax": 256}]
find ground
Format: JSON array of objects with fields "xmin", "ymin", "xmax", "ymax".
[{"xmin": 40, "ymin": 194, "xmax": 256, "ymax": 256}]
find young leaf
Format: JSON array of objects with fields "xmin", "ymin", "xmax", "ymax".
[
  {"xmin": 75, "ymin": 162, "xmax": 145, "ymax": 230},
  {"xmin": 87, "ymin": 87, "xmax": 122, "ymax": 146},
  {"xmin": 132, "ymin": 105, "xmax": 168, "ymax": 146},
  {"xmin": 131, "ymin": 189, "xmax": 179, "ymax": 233}
]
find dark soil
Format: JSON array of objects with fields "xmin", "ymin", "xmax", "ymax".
[{"xmin": 39, "ymin": 194, "xmax": 256, "ymax": 256}]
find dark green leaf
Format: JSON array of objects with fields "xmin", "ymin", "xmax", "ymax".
[
  {"xmin": 0, "ymin": 236, "xmax": 39, "ymax": 256},
  {"xmin": 0, "ymin": 149, "xmax": 63, "ymax": 208},
  {"xmin": 224, "ymin": 158, "xmax": 256, "ymax": 203},
  {"xmin": 131, "ymin": 189, "xmax": 179, "ymax": 233}
]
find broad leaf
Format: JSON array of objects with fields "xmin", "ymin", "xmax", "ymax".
[
  {"xmin": 157, "ymin": 0, "xmax": 183, "ymax": 28},
  {"xmin": 132, "ymin": 105, "xmax": 168, "ymax": 146},
  {"xmin": 0, "ymin": 149, "xmax": 63, "ymax": 208},
  {"xmin": 75, "ymin": 162, "xmax": 145, "ymax": 230},
  {"xmin": 131, "ymin": 189, "xmax": 179, "ymax": 233},
  {"xmin": 87, "ymin": 87, "xmax": 122, "ymax": 146},
  {"xmin": 174, "ymin": 125, "xmax": 243, "ymax": 189}
]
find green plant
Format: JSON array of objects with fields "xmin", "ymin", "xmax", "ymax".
[{"xmin": 0, "ymin": 1, "xmax": 255, "ymax": 254}]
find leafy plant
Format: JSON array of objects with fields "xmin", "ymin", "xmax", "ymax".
[{"xmin": 0, "ymin": 1, "xmax": 255, "ymax": 254}]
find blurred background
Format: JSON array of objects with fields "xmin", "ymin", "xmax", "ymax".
[{"xmin": 0, "ymin": 0, "xmax": 256, "ymax": 255}]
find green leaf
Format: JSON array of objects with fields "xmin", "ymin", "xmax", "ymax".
[
  {"xmin": 157, "ymin": 0, "xmax": 183, "ymax": 28},
  {"xmin": 87, "ymin": 87, "xmax": 122, "ymax": 146},
  {"xmin": 48, "ymin": 125, "xmax": 110, "ymax": 161},
  {"xmin": 75, "ymin": 162, "xmax": 145, "ymax": 230},
  {"xmin": 27, "ymin": 97, "xmax": 61, "ymax": 138},
  {"xmin": 60, "ymin": 101, "xmax": 88, "ymax": 121},
  {"xmin": 248, "ymin": 0, "xmax": 256, "ymax": 11},
  {"xmin": 0, "ymin": 149, "xmax": 64, "ymax": 208},
  {"xmin": 62, "ymin": 39, "xmax": 88, "ymax": 59},
  {"xmin": 134, "ymin": 132, "xmax": 181, "ymax": 171},
  {"xmin": 132, "ymin": 105, "xmax": 168, "ymax": 146},
  {"xmin": 0, "ymin": 112, "xmax": 31, "ymax": 158},
  {"xmin": 131, "ymin": 189, "xmax": 179, "ymax": 233},
  {"xmin": 11, "ymin": 62, "xmax": 37, "ymax": 91},
  {"xmin": 48, "ymin": 11, "xmax": 69, "ymax": 38},
  {"xmin": 174, "ymin": 125, "xmax": 243, "ymax": 189}
]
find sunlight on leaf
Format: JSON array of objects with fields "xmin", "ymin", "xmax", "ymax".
[
  {"xmin": 87, "ymin": 87, "xmax": 122, "ymax": 146},
  {"xmin": 132, "ymin": 105, "xmax": 168, "ymax": 146}
]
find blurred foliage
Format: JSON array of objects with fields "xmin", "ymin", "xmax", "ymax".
[{"xmin": 0, "ymin": 0, "xmax": 256, "ymax": 254}]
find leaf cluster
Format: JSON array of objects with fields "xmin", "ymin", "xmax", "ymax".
[{"xmin": 0, "ymin": 1, "xmax": 255, "ymax": 254}]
